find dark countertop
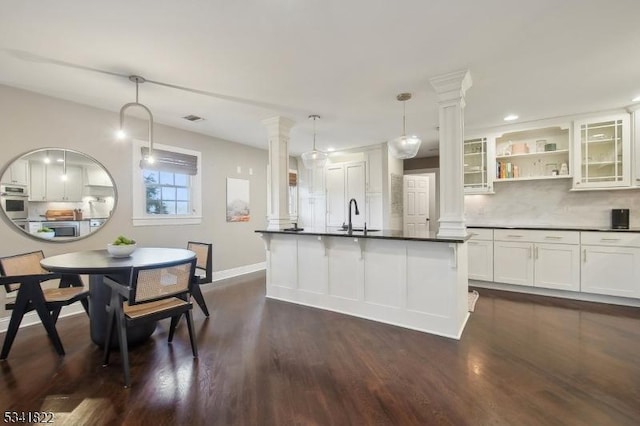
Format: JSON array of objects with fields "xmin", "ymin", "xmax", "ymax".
[
  {"xmin": 255, "ymin": 227, "xmax": 470, "ymax": 243},
  {"xmin": 468, "ymin": 225, "xmax": 640, "ymax": 233},
  {"xmin": 26, "ymin": 217, "xmax": 109, "ymax": 222}
]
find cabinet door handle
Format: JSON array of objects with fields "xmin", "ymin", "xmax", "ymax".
[
  {"xmin": 583, "ymin": 249, "xmax": 587, "ymax": 263},
  {"xmin": 508, "ymin": 234, "xmax": 524, "ymax": 238},
  {"xmin": 544, "ymin": 236, "xmax": 562, "ymax": 240},
  {"xmin": 468, "ymin": 241, "xmax": 479, "ymax": 245},
  {"xmin": 601, "ymin": 238, "xmax": 621, "ymax": 242},
  {"xmin": 528, "ymin": 246, "xmax": 532, "ymax": 258},
  {"xmin": 470, "ymin": 232, "xmax": 479, "ymax": 236},
  {"xmin": 535, "ymin": 246, "xmax": 539, "ymax": 259}
]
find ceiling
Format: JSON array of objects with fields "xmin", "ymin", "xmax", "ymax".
[{"xmin": 1, "ymin": 1, "xmax": 639, "ymax": 158}]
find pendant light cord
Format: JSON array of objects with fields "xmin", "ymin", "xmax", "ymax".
[
  {"xmin": 402, "ymin": 100, "xmax": 406, "ymax": 137},
  {"xmin": 312, "ymin": 116, "xmax": 317, "ymax": 151}
]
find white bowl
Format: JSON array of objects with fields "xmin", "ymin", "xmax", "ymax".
[
  {"xmin": 107, "ymin": 243, "xmax": 137, "ymax": 257},
  {"xmin": 36, "ymin": 231, "xmax": 55, "ymax": 240}
]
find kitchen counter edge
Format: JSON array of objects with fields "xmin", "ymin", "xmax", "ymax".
[
  {"xmin": 468, "ymin": 225, "xmax": 640, "ymax": 233},
  {"xmin": 255, "ymin": 229, "xmax": 469, "ymax": 243}
]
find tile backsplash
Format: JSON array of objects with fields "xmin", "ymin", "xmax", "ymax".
[{"xmin": 465, "ymin": 179, "xmax": 640, "ymax": 228}]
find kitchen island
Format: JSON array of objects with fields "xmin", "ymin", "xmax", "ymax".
[{"xmin": 255, "ymin": 228, "xmax": 471, "ymax": 339}]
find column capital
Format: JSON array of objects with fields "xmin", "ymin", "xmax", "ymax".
[
  {"xmin": 429, "ymin": 69, "xmax": 472, "ymax": 103},
  {"xmin": 262, "ymin": 116, "xmax": 296, "ymax": 139}
]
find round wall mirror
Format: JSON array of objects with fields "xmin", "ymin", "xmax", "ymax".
[{"xmin": 0, "ymin": 148, "xmax": 117, "ymax": 242}]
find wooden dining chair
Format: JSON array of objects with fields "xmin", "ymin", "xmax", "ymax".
[
  {"xmin": 102, "ymin": 257, "xmax": 197, "ymax": 387},
  {"xmin": 186, "ymin": 241, "xmax": 212, "ymax": 317},
  {"xmin": 0, "ymin": 250, "xmax": 89, "ymax": 360}
]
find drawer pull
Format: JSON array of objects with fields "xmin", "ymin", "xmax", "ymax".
[
  {"xmin": 544, "ymin": 236, "xmax": 563, "ymax": 240},
  {"xmin": 470, "ymin": 233, "xmax": 479, "ymax": 236},
  {"xmin": 507, "ymin": 234, "xmax": 524, "ymax": 238},
  {"xmin": 601, "ymin": 238, "xmax": 621, "ymax": 242}
]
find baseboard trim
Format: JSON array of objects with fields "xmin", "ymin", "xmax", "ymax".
[
  {"xmin": 0, "ymin": 262, "xmax": 267, "ymax": 333},
  {"xmin": 470, "ymin": 279, "xmax": 640, "ymax": 308},
  {"xmin": 0, "ymin": 304, "xmax": 86, "ymax": 334}
]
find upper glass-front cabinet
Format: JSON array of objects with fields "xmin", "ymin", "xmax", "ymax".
[
  {"xmin": 573, "ymin": 114, "xmax": 630, "ymax": 189},
  {"xmin": 464, "ymin": 137, "xmax": 492, "ymax": 193}
]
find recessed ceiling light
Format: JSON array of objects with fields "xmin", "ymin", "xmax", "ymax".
[
  {"xmin": 633, "ymin": 95, "xmax": 640, "ymax": 102},
  {"xmin": 504, "ymin": 114, "xmax": 519, "ymax": 121},
  {"xmin": 183, "ymin": 114, "xmax": 205, "ymax": 122},
  {"xmin": 327, "ymin": 147, "xmax": 335, "ymax": 152}
]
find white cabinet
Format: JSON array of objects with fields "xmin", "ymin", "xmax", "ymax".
[
  {"xmin": 85, "ymin": 165, "xmax": 113, "ymax": 187},
  {"xmin": 494, "ymin": 240, "xmax": 534, "ymax": 286},
  {"xmin": 1, "ymin": 159, "xmax": 29, "ymax": 185},
  {"xmin": 325, "ymin": 161, "xmax": 365, "ymax": 228},
  {"xmin": 29, "ymin": 162, "xmax": 46, "ymax": 201},
  {"xmin": 464, "ymin": 138, "xmax": 493, "ymax": 193},
  {"xmin": 533, "ymin": 243, "xmax": 580, "ymax": 292},
  {"xmin": 493, "ymin": 230, "xmax": 580, "ymax": 291},
  {"xmin": 467, "ymin": 228, "xmax": 493, "ymax": 281},
  {"xmin": 494, "ymin": 126, "xmax": 571, "ymax": 182},
  {"xmin": 573, "ymin": 114, "xmax": 631, "ymax": 189},
  {"xmin": 631, "ymin": 107, "xmax": 640, "ymax": 187},
  {"xmin": 366, "ymin": 149, "xmax": 383, "ymax": 193},
  {"xmin": 580, "ymin": 232, "xmax": 640, "ymax": 298},
  {"xmin": 33, "ymin": 163, "xmax": 84, "ymax": 202}
]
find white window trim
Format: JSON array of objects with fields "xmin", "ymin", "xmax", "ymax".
[{"xmin": 132, "ymin": 140, "xmax": 202, "ymax": 226}]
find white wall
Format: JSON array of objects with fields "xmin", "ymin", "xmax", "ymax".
[
  {"xmin": 465, "ymin": 179, "xmax": 640, "ymax": 228},
  {"xmin": 0, "ymin": 85, "xmax": 268, "ymax": 316}
]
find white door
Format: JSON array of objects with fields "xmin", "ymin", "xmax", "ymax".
[{"xmin": 403, "ymin": 175, "xmax": 430, "ymax": 237}]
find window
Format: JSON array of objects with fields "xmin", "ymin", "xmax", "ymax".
[{"xmin": 132, "ymin": 141, "xmax": 202, "ymax": 226}]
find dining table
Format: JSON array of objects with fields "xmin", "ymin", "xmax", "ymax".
[{"xmin": 40, "ymin": 247, "xmax": 196, "ymax": 347}]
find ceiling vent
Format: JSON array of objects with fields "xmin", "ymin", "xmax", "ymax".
[{"xmin": 182, "ymin": 114, "xmax": 205, "ymax": 122}]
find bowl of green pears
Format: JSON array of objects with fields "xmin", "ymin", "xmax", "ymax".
[{"xmin": 107, "ymin": 235, "xmax": 137, "ymax": 257}]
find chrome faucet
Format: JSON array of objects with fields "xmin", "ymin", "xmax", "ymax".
[{"xmin": 347, "ymin": 198, "xmax": 360, "ymax": 234}]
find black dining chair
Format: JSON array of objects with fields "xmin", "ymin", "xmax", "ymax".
[
  {"xmin": 186, "ymin": 241, "xmax": 212, "ymax": 317},
  {"xmin": 0, "ymin": 250, "xmax": 89, "ymax": 360},
  {"xmin": 102, "ymin": 257, "xmax": 198, "ymax": 387}
]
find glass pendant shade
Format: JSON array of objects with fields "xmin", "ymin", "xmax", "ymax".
[
  {"xmin": 388, "ymin": 135, "xmax": 421, "ymax": 159},
  {"xmin": 388, "ymin": 93, "xmax": 421, "ymax": 159},
  {"xmin": 301, "ymin": 149, "xmax": 328, "ymax": 169},
  {"xmin": 302, "ymin": 115, "xmax": 328, "ymax": 169}
]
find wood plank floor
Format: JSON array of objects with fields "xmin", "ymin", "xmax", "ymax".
[{"xmin": 1, "ymin": 272, "xmax": 639, "ymax": 425}]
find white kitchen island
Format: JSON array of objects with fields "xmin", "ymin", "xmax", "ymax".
[{"xmin": 256, "ymin": 228, "xmax": 471, "ymax": 339}]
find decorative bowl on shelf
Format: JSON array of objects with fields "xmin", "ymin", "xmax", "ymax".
[
  {"xmin": 37, "ymin": 231, "xmax": 55, "ymax": 240},
  {"xmin": 107, "ymin": 243, "xmax": 137, "ymax": 257}
]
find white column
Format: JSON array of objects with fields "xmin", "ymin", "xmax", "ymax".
[
  {"xmin": 263, "ymin": 116, "xmax": 295, "ymax": 230},
  {"xmin": 429, "ymin": 70, "xmax": 472, "ymax": 238}
]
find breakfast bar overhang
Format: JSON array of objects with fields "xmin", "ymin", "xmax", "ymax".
[{"xmin": 256, "ymin": 229, "xmax": 470, "ymax": 339}]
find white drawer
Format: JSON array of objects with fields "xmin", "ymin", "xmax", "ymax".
[
  {"xmin": 581, "ymin": 232, "xmax": 640, "ymax": 248},
  {"xmin": 494, "ymin": 229, "xmax": 579, "ymax": 244},
  {"xmin": 467, "ymin": 228, "xmax": 493, "ymax": 241}
]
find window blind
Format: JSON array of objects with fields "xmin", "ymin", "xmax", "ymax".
[{"xmin": 140, "ymin": 147, "xmax": 198, "ymax": 175}]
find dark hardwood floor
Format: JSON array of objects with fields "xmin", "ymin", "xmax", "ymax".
[{"xmin": 1, "ymin": 272, "xmax": 639, "ymax": 425}]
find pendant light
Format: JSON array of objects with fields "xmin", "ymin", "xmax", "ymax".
[
  {"xmin": 388, "ymin": 93, "xmax": 422, "ymax": 159},
  {"xmin": 116, "ymin": 75, "xmax": 155, "ymax": 163},
  {"xmin": 301, "ymin": 115, "xmax": 328, "ymax": 169}
]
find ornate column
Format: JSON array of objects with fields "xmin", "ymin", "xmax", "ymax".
[
  {"xmin": 429, "ymin": 70, "xmax": 472, "ymax": 238},
  {"xmin": 263, "ymin": 116, "xmax": 295, "ymax": 230}
]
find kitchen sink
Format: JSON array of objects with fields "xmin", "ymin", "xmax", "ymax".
[{"xmin": 336, "ymin": 228, "xmax": 380, "ymax": 232}]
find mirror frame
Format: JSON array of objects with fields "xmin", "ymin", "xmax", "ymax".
[{"xmin": 0, "ymin": 148, "xmax": 118, "ymax": 243}]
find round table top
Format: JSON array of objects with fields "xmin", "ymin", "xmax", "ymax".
[{"xmin": 40, "ymin": 247, "xmax": 196, "ymax": 274}]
